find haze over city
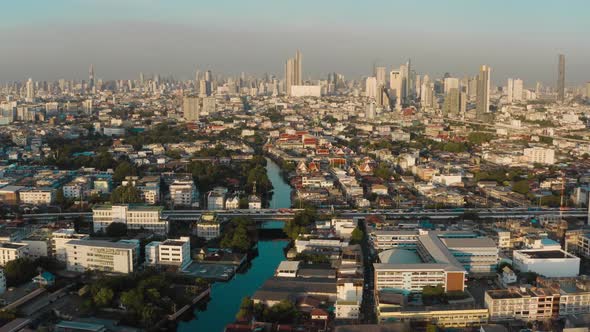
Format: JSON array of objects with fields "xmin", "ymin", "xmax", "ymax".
[
  {"xmin": 1, "ymin": 1, "xmax": 590, "ymax": 332},
  {"xmin": 1, "ymin": 0, "xmax": 589, "ymax": 84}
]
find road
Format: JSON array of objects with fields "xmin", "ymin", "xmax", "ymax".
[{"xmin": 20, "ymin": 207, "xmax": 588, "ymax": 222}]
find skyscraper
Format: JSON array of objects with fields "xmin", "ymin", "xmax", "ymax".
[
  {"xmin": 507, "ymin": 78, "xmax": 524, "ymax": 103},
  {"xmin": 183, "ymin": 95, "xmax": 200, "ymax": 122},
  {"xmin": 375, "ymin": 66, "xmax": 387, "ymax": 87},
  {"xmin": 586, "ymin": 82, "xmax": 590, "ymax": 99},
  {"xmin": 420, "ymin": 76, "xmax": 435, "ymax": 109},
  {"xmin": 442, "ymin": 88, "xmax": 466, "ymax": 117},
  {"xmin": 25, "ymin": 78, "xmax": 35, "ymax": 102},
  {"xmin": 285, "ymin": 50, "xmax": 302, "ymax": 96},
  {"xmin": 557, "ymin": 54, "xmax": 565, "ymax": 103},
  {"xmin": 476, "ymin": 65, "xmax": 491, "ymax": 119},
  {"xmin": 365, "ymin": 77, "xmax": 378, "ymax": 99},
  {"xmin": 88, "ymin": 64, "xmax": 95, "ymax": 92},
  {"xmin": 389, "ymin": 70, "xmax": 403, "ymax": 109}
]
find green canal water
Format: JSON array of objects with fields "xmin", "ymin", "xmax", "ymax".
[{"xmin": 177, "ymin": 158, "xmax": 291, "ymax": 332}]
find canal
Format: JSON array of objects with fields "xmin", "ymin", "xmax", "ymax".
[{"xmin": 177, "ymin": 157, "xmax": 291, "ymax": 332}]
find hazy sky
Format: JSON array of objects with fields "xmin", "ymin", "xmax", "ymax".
[{"xmin": 1, "ymin": 0, "xmax": 589, "ymax": 86}]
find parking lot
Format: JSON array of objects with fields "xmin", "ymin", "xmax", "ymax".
[{"xmin": 184, "ymin": 262, "xmax": 236, "ymax": 280}]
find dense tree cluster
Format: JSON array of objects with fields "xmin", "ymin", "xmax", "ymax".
[
  {"xmin": 283, "ymin": 209, "xmax": 317, "ymax": 240},
  {"xmin": 220, "ymin": 217, "xmax": 255, "ymax": 252},
  {"xmin": 236, "ymin": 297, "xmax": 300, "ymax": 324}
]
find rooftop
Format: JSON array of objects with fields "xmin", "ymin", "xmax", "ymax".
[
  {"xmin": 442, "ymin": 237, "xmax": 497, "ymax": 249},
  {"xmin": 66, "ymin": 239, "xmax": 137, "ymax": 249},
  {"xmin": 517, "ymin": 249, "xmax": 577, "ymax": 259}
]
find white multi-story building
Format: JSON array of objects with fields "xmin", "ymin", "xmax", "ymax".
[
  {"xmin": 496, "ymin": 230, "xmax": 511, "ymax": 249},
  {"xmin": 370, "ymin": 230, "xmax": 419, "ymax": 250},
  {"xmin": 441, "ymin": 237, "xmax": 499, "ymax": 273},
  {"xmin": 0, "ymin": 242, "xmax": 29, "ymax": 266},
  {"xmin": 513, "ymin": 249, "xmax": 580, "ymax": 278},
  {"xmin": 51, "ymin": 229, "xmax": 89, "ymax": 262},
  {"xmin": 195, "ymin": 213, "xmax": 221, "ymax": 240},
  {"xmin": 335, "ymin": 279, "xmax": 363, "ymax": 320},
  {"xmin": 169, "ymin": 179, "xmax": 198, "ymax": 207},
  {"xmin": 19, "ymin": 188, "xmax": 55, "ymax": 205},
  {"xmin": 225, "ymin": 195, "xmax": 240, "ymax": 209},
  {"xmin": 486, "ymin": 286, "xmax": 558, "ymax": 321},
  {"xmin": 65, "ymin": 240, "xmax": 137, "ymax": 274},
  {"xmin": 523, "ymin": 147, "xmax": 555, "ymax": 165},
  {"xmin": 145, "ymin": 237, "xmax": 191, "ymax": 270},
  {"xmin": 207, "ymin": 190, "xmax": 225, "ymax": 210},
  {"xmin": 92, "ymin": 205, "xmax": 168, "ymax": 235}
]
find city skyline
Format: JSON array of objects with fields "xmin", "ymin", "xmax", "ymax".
[{"xmin": 0, "ymin": 0, "xmax": 589, "ymax": 84}]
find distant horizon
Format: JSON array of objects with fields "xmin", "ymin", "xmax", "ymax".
[{"xmin": 1, "ymin": 0, "xmax": 588, "ymax": 86}]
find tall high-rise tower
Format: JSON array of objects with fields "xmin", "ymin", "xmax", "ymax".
[
  {"xmin": 88, "ymin": 64, "xmax": 95, "ymax": 92},
  {"xmin": 25, "ymin": 78, "xmax": 35, "ymax": 101},
  {"xmin": 557, "ymin": 54, "xmax": 565, "ymax": 102},
  {"xmin": 295, "ymin": 50, "xmax": 302, "ymax": 86},
  {"xmin": 285, "ymin": 50, "xmax": 302, "ymax": 96},
  {"xmin": 476, "ymin": 65, "xmax": 491, "ymax": 120}
]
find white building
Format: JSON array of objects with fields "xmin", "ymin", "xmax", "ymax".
[
  {"xmin": 0, "ymin": 242, "xmax": 29, "ymax": 266},
  {"xmin": 207, "ymin": 191, "xmax": 225, "ymax": 210},
  {"xmin": 335, "ymin": 280, "xmax": 363, "ymax": 320},
  {"xmin": 496, "ymin": 230, "xmax": 511, "ymax": 249},
  {"xmin": 523, "ymin": 147, "xmax": 555, "ymax": 165},
  {"xmin": 290, "ymin": 85, "xmax": 322, "ymax": 97},
  {"xmin": 92, "ymin": 205, "xmax": 168, "ymax": 235},
  {"xmin": 51, "ymin": 229, "xmax": 89, "ymax": 262},
  {"xmin": 225, "ymin": 195, "xmax": 240, "ymax": 209},
  {"xmin": 196, "ymin": 213, "xmax": 221, "ymax": 240},
  {"xmin": 65, "ymin": 240, "xmax": 137, "ymax": 274},
  {"xmin": 145, "ymin": 237, "xmax": 192, "ymax": 270},
  {"xmin": 441, "ymin": 237, "xmax": 499, "ymax": 273},
  {"xmin": 19, "ymin": 188, "xmax": 55, "ymax": 205},
  {"xmin": 275, "ymin": 261, "xmax": 300, "ymax": 278},
  {"xmin": 513, "ymin": 249, "xmax": 580, "ymax": 277},
  {"xmin": 169, "ymin": 179, "xmax": 198, "ymax": 207}
]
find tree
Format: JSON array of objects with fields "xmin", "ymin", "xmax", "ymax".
[
  {"xmin": 106, "ymin": 222, "xmax": 128, "ymax": 237},
  {"xmin": 4, "ymin": 258, "xmax": 38, "ymax": 286},
  {"xmin": 113, "ymin": 161, "xmax": 137, "ymax": 184},
  {"xmin": 236, "ymin": 297, "xmax": 253, "ymax": 320},
  {"xmin": 512, "ymin": 180, "xmax": 530, "ymax": 195},
  {"xmin": 94, "ymin": 287, "xmax": 114, "ymax": 307},
  {"xmin": 263, "ymin": 300, "xmax": 299, "ymax": 324},
  {"xmin": 350, "ymin": 227, "xmax": 364, "ymax": 244},
  {"xmin": 110, "ymin": 184, "xmax": 142, "ymax": 204}
]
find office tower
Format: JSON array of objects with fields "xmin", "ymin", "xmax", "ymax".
[
  {"xmin": 476, "ymin": 65, "xmax": 491, "ymax": 119},
  {"xmin": 285, "ymin": 50, "xmax": 302, "ymax": 96},
  {"xmin": 375, "ymin": 66, "xmax": 387, "ymax": 87},
  {"xmin": 295, "ymin": 50, "xmax": 302, "ymax": 85},
  {"xmin": 442, "ymin": 88, "xmax": 466, "ymax": 117},
  {"xmin": 205, "ymin": 70, "xmax": 212, "ymax": 82},
  {"xmin": 406, "ymin": 59, "xmax": 413, "ymax": 98},
  {"xmin": 389, "ymin": 70, "xmax": 403, "ymax": 109},
  {"xmin": 366, "ymin": 102, "xmax": 376, "ymax": 120},
  {"xmin": 468, "ymin": 76, "xmax": 478, "ymax": 101},
  {"xmin": 365, "ymin": 77, "xmax": 378, "ymax": 99},
  {"xmin": 183, "ymin": 95, "xmax": 200, "ymax": 122},
  {"xmin": 399, "ymin": 64, "xmax": 409, "ymax": 102},
  {"xmin": 139, "ymin": 72, "xmax": 144, "ymax": 87},
  {"xmin": 376, "ymin": 85, "xmax": 390, "ymax": 108},
  {"xmin": 25, "ymin": 78, "xmax": 35, "ymax": 101},
  {"xmin": 88, "ymin": 64, "xmax": 95, "ymax": 92},
  {"xmin": 557, "ymin": 54, "xmax": 565, "ymax": 102},
  {"xmin": 415, "ymin": 75, "xmax": 422, "ymax": 97},
  {"xmin": 443, "ymin": 77, "xmax": 460, "ymax": 94},
  {"xmin": 420, "ymin": 76, "xmax": 435, "ymax": 109},
  {"xmin": 199, "ymin": 79, "xmax": 211, "ymax": 97},
  {"xmin": 586, "ymin": 82, "xmax": 590, "ymax": 99},
  {"xmin": 507, "ymin": 78, "xmax": 524, "ymax": 103}
]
